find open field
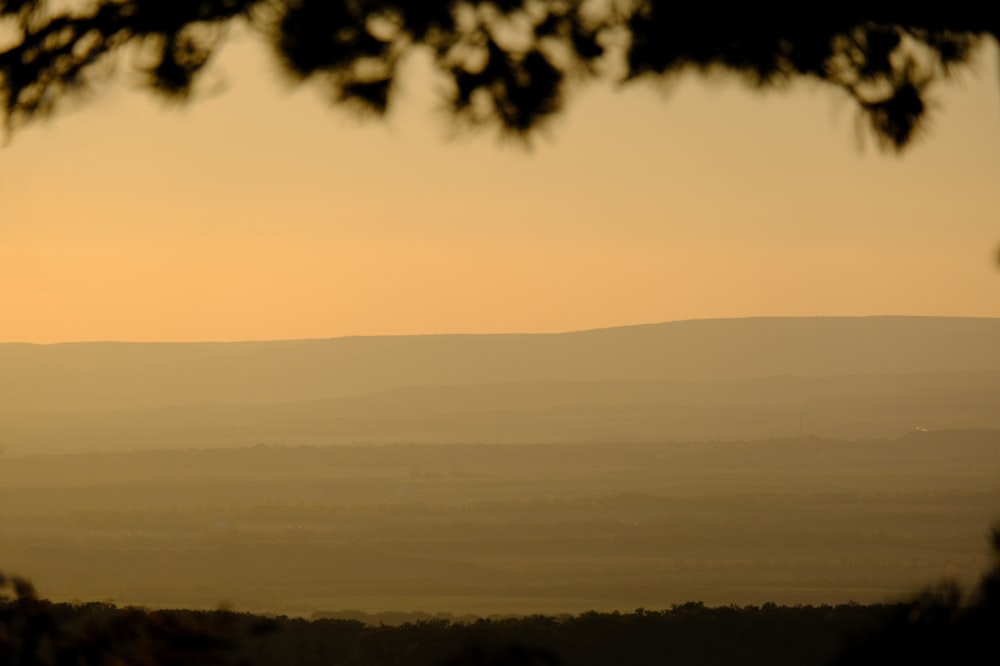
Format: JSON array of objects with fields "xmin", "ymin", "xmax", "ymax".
[{"xmin": 2, "ymin": 432, "xmax": 997, "ymax": 616}]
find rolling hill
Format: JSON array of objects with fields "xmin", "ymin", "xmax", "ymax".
[{"xmin": 2, "ymin": 316, "xmax": 999, "ymax": 454}]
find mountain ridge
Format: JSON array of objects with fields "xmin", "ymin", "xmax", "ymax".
[
  {"xmin": 3, "ymin": 316, "xmax": 999, "ymax": 418},
  {"xmin": 5, "ymin": 314, "xmax": 997, "ymax": 346}
]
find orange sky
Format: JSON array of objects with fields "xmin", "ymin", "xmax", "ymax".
[{"xmin": 0, "ymin": 37, "xmax": 998, "ymax": 343}]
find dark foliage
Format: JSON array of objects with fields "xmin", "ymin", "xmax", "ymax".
[
  {"xmin": 2, "ymin": 526, "xmax": 998, "ymax": 665},
  {"xmin": 829, "ymin": 525, "xmax": 1000, "ymax": 666},
  {"xmin": 0, "ymin": 2, "xmax": 996, "ymax": 149},
  {"xmin": 0, "ymin": 576, "xmax": 933, "ymax": 666},
  {"xmin": 0, "ymin": 573, "xmax": 268, "ymax": 666}
]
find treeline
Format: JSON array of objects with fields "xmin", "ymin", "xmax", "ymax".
[
  {"xmin": 3, "ymin": 528, "xmax": 997, "ymax": 666},
  {"xmin": 2, "ymin": 575, "xmax": 997, "ymax": 666},
  {"xmin": 0, "ymin": 584, "xmax": 891, "ymax": 666}
]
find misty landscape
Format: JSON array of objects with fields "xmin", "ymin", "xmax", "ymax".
[
  {"xmin": 2, "ymin": 316, "xmax": 998, "ymax": 627},
  {"xmin": 3, "ymin": 2, "xmax": 999, "ymax": 663}
]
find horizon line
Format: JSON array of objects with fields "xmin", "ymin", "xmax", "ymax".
[{"xmin": 3, "ymin": 314, "xmax": 998, "ymax": 346}]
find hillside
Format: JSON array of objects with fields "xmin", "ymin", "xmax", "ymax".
[
  {"xmin": 2, "ymin": 316, "xmax": 999, "ymax": 454},
  {"xmin": 3, "ymin": 316, "xmax": 999, "ymax": 415}
]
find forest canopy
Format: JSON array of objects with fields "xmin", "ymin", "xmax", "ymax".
[
  {"xmin": 1, "ymin": 1, "xmax": 997, "ymax": 150},
  {"xmin": 2, "ymin": 526, "xmax": 999, "ymax": 666}
]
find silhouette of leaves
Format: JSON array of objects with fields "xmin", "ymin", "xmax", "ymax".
[
  {"xmin": 0, "ymin": 2, "xmax": 994, "ymax": 147},
  {"xmin": 0, "ymin": 572, "xmax": 261, "ymax": 666},
  {"xmin": 830, "ymin": 525, "xmax": 1000, "ymax": 666}
]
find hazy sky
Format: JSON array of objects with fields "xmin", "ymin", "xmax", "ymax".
[{"xmin": 1, "ymin": 35, "xmax": 998, "ymax": 343}]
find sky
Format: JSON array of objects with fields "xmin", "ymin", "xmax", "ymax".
[{"xmin": 0, "ymin": 33, "xmax": 998, "ymax": 344}]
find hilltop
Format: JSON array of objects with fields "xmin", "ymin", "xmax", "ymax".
[{"xmin": 2, "ymin": 316, "xmax": 999, "ymax": 454}]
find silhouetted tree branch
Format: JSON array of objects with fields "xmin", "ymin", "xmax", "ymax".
[{"xmin": 0, "ymin": 2, "xmax": 997, "ymax": 149}]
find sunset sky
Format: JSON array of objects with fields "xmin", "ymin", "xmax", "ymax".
[{"xmin": 1, "ymin": 35, "xmax": 998, "ymax": 344}]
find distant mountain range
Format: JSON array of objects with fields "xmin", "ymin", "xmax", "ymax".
[{"xmin": 2, "ymin": 316, "xmax": 999, "ymax": 454}]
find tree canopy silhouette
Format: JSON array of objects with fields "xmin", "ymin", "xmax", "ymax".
[
  {"xmin": 0, "ymin": 1, "xmax": 996, "ymax": 150},
  {"xmin": 829, "ymin": 525, "xmax": 1000, "ymax": 666},
  {"xmin": 2, "ymin": 524, "xmax": 999, "ymax": 666},
  {"xmin": 0, "ymin": 571, "xmax": 266, "ymax": 666}
]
